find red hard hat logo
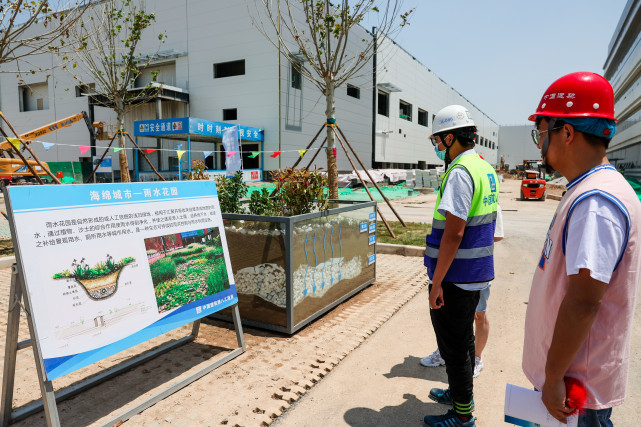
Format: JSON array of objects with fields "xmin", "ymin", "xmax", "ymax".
[{"xmin": 528, "ymin": 72, "xmax": 616, "ymax": 122}]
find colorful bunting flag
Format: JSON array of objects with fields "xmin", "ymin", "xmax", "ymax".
[
  {"xmin": 79, "ymin": 146, "xmax": 91, "ymax": 155},
  {"xmin": 203, "ymin": 151, "xmax": 213, "ymax": 159},
  {"xmin": 249, "ymin": 152, "xmax": 260, "ymax": 159},
  {"xmin": 270, "ymin": 151, "xmax": 282, "ymax": 158},
  {"xmin": 298, "ymin": 149, "xmax": 307, "ymax": 158},
  {"xmin": 7, "ymin": 137, "xmax": 20, "ymax": 149},
  {"xmin": 226, "ymin": 151, "xmax": 237, "ymax": 158},
  {"xmin": 176, "ymin": 150, "xmax": 186, "ymax": 160},
  {"xmin": 143, "ymin": 148, "xmax": 157, "ymax": 154},
  {"xmin": 41, "ymin": 142, "xmax": 55, "ymax": 151},
  {"xmin": 113, "ymin": 147, "xmax": 123, "ymax": 153}
]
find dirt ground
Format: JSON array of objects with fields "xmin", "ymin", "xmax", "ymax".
[{"xmin": 1, "ymin": 180, "xmax": 639, "ymax": 426}]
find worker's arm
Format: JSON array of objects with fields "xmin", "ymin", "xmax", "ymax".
[
  {"xmin": 429, "ymin": 212, "xmax": 466, "ymax": 309},
  {"xmin": 541, "ymin": 268, "xmax": 607, "ymax": 422}
]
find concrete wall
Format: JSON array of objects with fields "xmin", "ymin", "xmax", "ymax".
[
  {"xmin": 0, "ymin": 0, "xmax": 498, "ymax": 178},
  {"xmin": 604, "ymin": 0, "xmax": 641, "ymax": 170},
  {"xmin": 0, "ymin": 0, "xmax": 375, "ymax": 176},
  {"xmin": 497, "ymin": 125, "xmax": 541, "ymax": 170},
  {"xmin": 374, "ymin": 38, "xmax": 500, "ymax": 168}
]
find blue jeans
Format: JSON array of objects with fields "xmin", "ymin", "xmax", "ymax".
[{"xmin": 578, "ymin": 408, "xmax": 613, "ymax": 427}]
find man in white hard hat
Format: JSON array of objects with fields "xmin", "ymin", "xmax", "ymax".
[
  {"xmin": 420, "ymin": 203, "xmax": 503, "ymax": 378},
  {"xmin": 423, "ymin": 105, "xmax": 499, "ymax": 427}
]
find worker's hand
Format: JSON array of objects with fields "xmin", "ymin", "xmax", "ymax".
[
  {"xmin": 541, "ymin": 377, "xmax": 573, "ymax": 423},
  {"xmin": 429, "ymin": 282, "xmax": 444, "ymax": 309}
]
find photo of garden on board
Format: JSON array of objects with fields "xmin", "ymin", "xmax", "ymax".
[{"xmin": 145, "ymin": 228, "xmax": 229, "ymax": 313}]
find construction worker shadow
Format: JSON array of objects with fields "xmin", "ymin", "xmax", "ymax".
[
  {"xmin": 343, "ymin": 393, "xmax": 447, "ymax": 426},
  {"xmin": 382, "ymin": 355, "xmax": 448, "ymax": 383}
]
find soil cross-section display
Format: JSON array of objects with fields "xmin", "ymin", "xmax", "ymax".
[{"xmin": 52, "ymin": 255, "xmax": 135, "ymax": 300}]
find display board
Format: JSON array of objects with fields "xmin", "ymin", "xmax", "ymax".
[{"xmin": 6, "ymin": 181, "xmax": 238, "ymax": 381}]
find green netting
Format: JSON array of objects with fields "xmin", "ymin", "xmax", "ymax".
[
  {"xmin": 625, "ymin": 176, "xmax": 641, "ymax": 202},
  {"xmin": 246, "ymin": 184, "xmax": 419, "ymax": 202}
]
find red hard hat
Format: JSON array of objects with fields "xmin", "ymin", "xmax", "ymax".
[{"xmin": 528, "ymin": 72, "xmax": 616, "ymax": 122}]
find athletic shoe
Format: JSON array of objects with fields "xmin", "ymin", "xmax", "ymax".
[
  {"xmin": 473, "ymin": 356, "xmax": 484, "ymax": 378},
  {"xmin": 424, "ymin": 409, "xmax": 476, "ymax": 427},
  {"xmin": 420, "ymin": 349, "xmax": 445, "ymax": 367},
  {"xmin": 428, "ymin": 387, "xmax": 452, "ymax": 405}
]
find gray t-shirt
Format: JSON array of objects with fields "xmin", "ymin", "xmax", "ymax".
[{"xmin": 437, "ymin": 149, "xmax": 496, "ymax": 291}]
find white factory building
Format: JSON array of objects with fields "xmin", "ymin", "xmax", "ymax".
[
  {"xmin": 604, "ymin": 0, "xmax": 641, "ymax": 179},
  {"xmin": 0, "ymin": 0, "xmax": 499, "ymax": 181}
]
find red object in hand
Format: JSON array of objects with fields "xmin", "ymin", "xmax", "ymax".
[{"xmin": 565, "ymin": 377, "xmax": 587, "ymax": 415}]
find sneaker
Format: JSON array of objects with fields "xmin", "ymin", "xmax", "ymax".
[
  {"xmin": 424, "ymin": 409, "xmax": 476, "ymax": 427},
  {"xmin": 428, "ymin": 387, "xmax": 452, "ymax": 405},
  {"xmin": 473, "ymin": 356, "xmax": 484, "ymax": 378},
  {"xmin": 421, "ymin": 349, "xmax": 445, "ymax": 367}
]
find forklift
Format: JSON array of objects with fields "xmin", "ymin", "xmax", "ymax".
[{"xmin": 520, "ymin": 160, "xmax": 546, "ymax": 201}]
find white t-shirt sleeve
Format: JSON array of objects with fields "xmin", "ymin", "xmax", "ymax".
[
  {"xmin": 565, "ymin": 194, "xmax": 628, "ymax": 283},
  {"xmin": 494, "ymin": 205, "xmax": 504, "ymax": 238},
  {"xmin": 438, "ymin": 167, "xmax": 474, "ymax": 221}
]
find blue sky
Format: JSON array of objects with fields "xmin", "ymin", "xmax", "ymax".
[{"xmin": 375, "ymin": 0, "xmax": 627, "ymax": 125}]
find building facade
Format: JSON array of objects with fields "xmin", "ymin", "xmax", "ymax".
[
  {"xmin": 604, "ymin": 0, "xmax": 641, "ymax": 179},
  {"xmin": 0, "ymin": 0, "xmax": 499, "ymax": 181},
  {"xmin": 497, "ymin": 125, "xmax": 541, "ymax": 171},
  {"xmin": 374, "ymin": 38, "xmax": 499, "ymax": 169}
]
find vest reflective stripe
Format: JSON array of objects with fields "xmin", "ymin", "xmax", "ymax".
[
  {"xmin": 425, "ymin": 244, "xmax": 494, "ymax": 259},
  {"xmin": 424, "ymin": 152, "xmax": 498, "ymax": 283},
  {"xmin": 431, "ymin": 211, "xmax": 497, "ymax": 230}
]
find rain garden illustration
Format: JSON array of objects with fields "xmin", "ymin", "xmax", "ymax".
[
  {"xmin": 145, "ymin": 228, "xmax": 229, "ymax": 313},
  {"xmin": 52, "ymin": 255, "xmax": 136, "ymax": 300}
]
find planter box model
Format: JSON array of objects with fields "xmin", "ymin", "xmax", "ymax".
[{"xmin": 213, "ymin": 200, "xmax": 377, "ymax": 334}]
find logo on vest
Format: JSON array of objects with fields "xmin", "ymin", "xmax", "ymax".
[
  {"xmin": 539, "ymin": 213, "xmax": 556, "ymax": 270},
  {"xmin": 487, "ymin": 174, "xmax": 496, "ymax": 192}
]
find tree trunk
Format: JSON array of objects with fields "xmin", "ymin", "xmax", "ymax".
[
  {"xmin": 325, "ymin": 80, "xmax": 338, "ymax": 199},
  {"xmin": 116, "ymin": 105, "xmax": 131, "ymax": 182}
]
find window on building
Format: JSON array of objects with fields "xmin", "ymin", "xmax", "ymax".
[
  {"xmin": 399, "ymin": 100, "xmax": 412, "ymax": 121},
  {"xmin": 418, "ymin": 109, "xmax": 428, "ymax": 127},
  {"xmin": 214, "ymin": 59, "xmax": 245, "ymax": 78},
  {"xmin": 75, "ymin": 83, "xmax": 95, "ymax": 97},
  {"xmin": 135, "ymin": 63, "xmax": 177, "ymax": 87},
  {"xmin": 223, "ymin": 108, "xmax": 237, "ymax": 121},
  {"xmin": 169, "ymin": 156, "xmax": 179, "ymax": 171},
  {"xmin": 377, "ymin": 90, "xmax": 389, "ymax": 116},
  {"xmin": 291, "ymin": 62, "xmax": 302, "ymax": 89},
  {"xmin": 19, "ymin": 83, "xmax": 49, "ymax": 112},
  {"xmin": 432, "ymin": 114, "xmax": 436, "ymax": 125},
  {"xmin": 242, "ymin": 144, "xmax": 260, "ymax": 169},
  {"xmin": 347, "ymin": 84, "xmax": 360, "ymax": 99}
]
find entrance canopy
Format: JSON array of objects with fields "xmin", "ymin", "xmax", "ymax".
[{"xmin": 133, "ymin": 117, "xmax": 263, "ymax": 142}]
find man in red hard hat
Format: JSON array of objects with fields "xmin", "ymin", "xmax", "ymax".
[{"xmin": 523, "ymin": 71, "xmax": 641, "ymax": 425}]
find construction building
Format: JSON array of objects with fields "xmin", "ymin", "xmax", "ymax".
[
  {"xmin": 0, "ymin": 0, "xmax": 499, "ymax": 181},
  {"xmin": 604, "ymin": 0, "xmax": 641, "ymax": 179}
]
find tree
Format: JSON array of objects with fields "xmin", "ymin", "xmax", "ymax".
[
  {"xmin": 69, "ymin": 0, "xmax": 165, "ymax": 182},
  {"xmin": 253, "ymin": 0, "xmax": 412, "ymax": 198},
  {"xmin": 0, "ymin": 0, "xmax": 87, "ymax": 73}
]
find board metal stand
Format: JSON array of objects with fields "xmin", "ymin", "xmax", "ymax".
[{"xmin": 0, "ymin": 185, "xmax": 246, "ymax": 427}]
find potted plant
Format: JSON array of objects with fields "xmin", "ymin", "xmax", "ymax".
[{"xmin": 214, "ymin": 169, "xmax": 377, "ymax": 334}]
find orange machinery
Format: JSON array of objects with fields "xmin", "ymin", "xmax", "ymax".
[
  {"xmin": 0, "ymin": 112, "xmax": 96, "ymax": 184},
  {"xmin": 520, "ymin": 160, "xmax": 546, "ymax": 201}
]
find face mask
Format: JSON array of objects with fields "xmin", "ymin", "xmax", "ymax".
[{"xmin": 434, "ymin": 145, "xmax": 446, "ymax": 161}]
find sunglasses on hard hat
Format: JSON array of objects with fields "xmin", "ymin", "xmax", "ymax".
[{"xmin": 530, "ymin": 126, "xmax": 563, "ymax": 146}]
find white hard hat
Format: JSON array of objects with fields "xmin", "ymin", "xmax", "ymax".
[{"xmin": 430, "ymin": 105, "xmax": 476, "ymax": 137}]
